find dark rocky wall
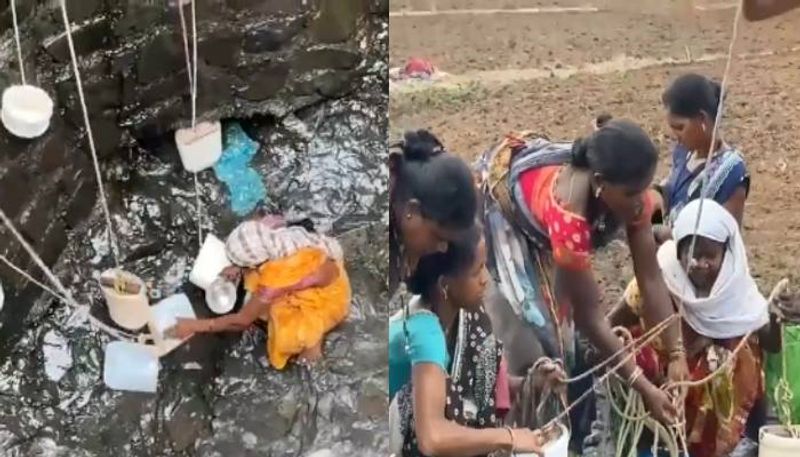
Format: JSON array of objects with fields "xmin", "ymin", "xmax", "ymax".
[{"xmin": 0, "ymin": 0, "xmax": 386, "ymax": 344}]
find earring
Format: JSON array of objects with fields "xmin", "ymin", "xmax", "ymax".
[
  {"xmin": 595, "ymin": 186, "xmax": 603, "ymax": 199},
  {"xmin": 701, "ymin": 124, "xmax": 707, "ymax": 133},
  {"xmin": 406, "ymin": 213, "xmax": 412, "ymax": 219},
  {"xmin": 442, "ymin": 285, "xmax": 450, "ymax": 304}
]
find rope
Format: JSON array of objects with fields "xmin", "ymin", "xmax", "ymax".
[
  {"xmin": 58, "ymin": 0, "xmax": 119, "ymax": 266},
  {"xmin": 682, "ymin": 0, "xmax": 744, "ymax": 281},
  {"xmin": 194, "ymin": 173, "xmax": 203, "ymax": 247},
  {"xmin": 177, "ymin": 0, "xmax": 203, "ymax": 248},
  {"xmin": 543, "ymin": 313, "xmax": 681, "ymax": 429},
  {"xmin": 10, "ymin": 0, "xmax": 25, "ymax": 84},
  {"xmin": 0, "ymin": 255, "xmax": 67, "ymax": 303},
  {"xmin": 177, "ymin": 0, "xmax": 193, "ymax": 91},
  {"xmin": 0, "ymin": 206, "xmax": 134, "ymax": 341},
  {"xmin": 191, "ymin": 0, "xmax": 197, "ymax": 129}
]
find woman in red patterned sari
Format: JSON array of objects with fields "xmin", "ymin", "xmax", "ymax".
[{"xmin": 478, "ymin": 119, "xmax": 688, "ymax": 441}]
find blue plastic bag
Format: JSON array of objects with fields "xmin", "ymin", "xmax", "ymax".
[{"xmin": 214, "ymin": 122, "xmax": 266, "ymax": 216}]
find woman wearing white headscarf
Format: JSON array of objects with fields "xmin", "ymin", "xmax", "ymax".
[{"xmin": 608, "ymin": 199, "xmax": 777, "ymax": 457}]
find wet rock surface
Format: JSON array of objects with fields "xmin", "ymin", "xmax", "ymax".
[{"xmin": 0, "ymin": 3, "xmax": 388, "ymax": 456}]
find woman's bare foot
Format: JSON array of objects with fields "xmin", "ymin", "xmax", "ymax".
[{"xmin": 297, "ymin": 342, "xmax": 323, "ymax": 365}]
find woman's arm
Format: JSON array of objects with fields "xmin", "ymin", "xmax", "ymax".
[
  {"xmin": 723, "ymin": 186, "xmax": 747, "ymax": 226},
  {"xmin": 626, "ymin": 221, "xmax": 683, "ymax": 359},
  {"xmin": 559, "ymin": 267, "xmax": 676, "ymax": 424},
  {"xmin": 293, "ymin": 258, "xmax": 339, "ymax": 290},
  {"xmin": 412, "ymin": 364, "xmax": 541, "ymax": 456},
  {"xmin": 168, "ymin": 292, "xmax": 272, "ymax": 338},
  {"xmin": 759, "ymin": 312, "xmax": 783, "ymax": 353},
  {"xmin": 743, "ymin": 0, "xmax": 800, "ymax": 20}
]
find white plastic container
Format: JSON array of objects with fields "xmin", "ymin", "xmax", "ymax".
[
  {"xmin": 100, "ymin": 270, "xmax": 150, "ymax": 330},
  {"xmin": 174, "ymin": 121, "xmax": 223, "ymax": 173},
  {"xmin": 148, "ymin": 293, "xmax": 197, "ymax": 357},
  {"xmin": 516, "ymin": 423, "xmax": 569, "ymax": 457},
  {"xmin": 189, "ymin": 234, "xmax": 232, "ymax": 291},
  {"xmin": 206, "ymin": 277, "xmax": 237, "ymax": 314},
  {"xmin": 103, "ymin": 341, "xmax": 159, "ymax": 393},
  {"xmin": 1, "ymin": 85, "xmax": 54, "ymax": 139},
  {"xmin": 760, "ymin": 425, "xmax": 800, "ymax": 457}
]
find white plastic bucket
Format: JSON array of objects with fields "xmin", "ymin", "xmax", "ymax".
[
  {"xmin": 189, "ymin": 234, "xmax": 232, "ymax": 291},
  {"xmin": 517, "ymin": 423, "xmax": 569, "ymax": 457},
  {"xmin": 174, "ymin": 121, "xmax": 223, "ymax": 173},
  {"xmin": 760, "ymin": 425, "xmax": 800, "ymax": 457},
  {"xmin": 100, "ymin": 270, "xmax": 150, "ymax": 330},
  {"xmin": 103, "ymin": 341, "xmax": 159, "ymax": 393},
  {"xmin": 1, "ymin": 85, "xmax": 54, "ymax": 139}
]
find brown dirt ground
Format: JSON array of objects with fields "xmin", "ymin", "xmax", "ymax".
[{"xmin": 390, "ymin": 2, "xmax": 800, "ymax": 304}]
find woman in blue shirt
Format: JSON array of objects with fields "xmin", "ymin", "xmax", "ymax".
[
  {"xmin": 389, "ymin": 226, "xmax": 546, "ymax": 456},
  {"xmin": 654, "ymin": 73, "xmax": 749, "ymax": 229}
]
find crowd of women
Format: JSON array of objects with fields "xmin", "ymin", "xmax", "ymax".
[{"xmin": 388, "ymin": 72, "xmax": 782, "ymax": 457}]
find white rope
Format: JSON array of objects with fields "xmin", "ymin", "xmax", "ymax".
[
  {"xmin": 191, "ymin": 0, "xmax": 198, "ymax": 129},
  {"xmin": 194, "ymin": 173, "xmax": 203, "ymax": 247},
  {"xmin": 177, "ymin": 0, "xmax": 193, "ymax": 91},
  {"xmin": 0, "ymin": 255, "xmax": 67, "ymax": 303},
  {"xmin": 0, "ymin": 207, "xmax": 134, "ymax": 341},
  {"xmin": 177, "ymin": 0, "xmax": 203, "ymax": 248},
  {"xmin": 58, "ymin": 0, "xmax": 119, "ymax": 266},
  {"xmin": 10, "ymin": 0, "xmax": 25, "ymax": 85},
  {"xmin": 683, "ymin": 0, "xmax": 744, "ymax": 274}
]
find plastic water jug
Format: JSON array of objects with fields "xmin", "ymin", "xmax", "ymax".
[
  {"xmin": 1, "ymin": 85, "xmax": 54, "ymax": 139},
  {"xmin": 103, "ymin": 341, "xmax": 159, "ymax": 393},
  {"xmin": 189, "ymin": 234, "xmax": 232, "ymax": 291},
  {"xmin": 148, "ymin": 293, "xmax": 197, "ymax": 356},
  {"xmin": 100, "ymin": 269, "xmax": 150, "ymax": 330},
  {"xmin": 175, "ymin": 121, "xmax": 223, "ymax": 173}
]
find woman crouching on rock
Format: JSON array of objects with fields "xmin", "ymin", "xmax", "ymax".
[
  {"xmin": 389, "ymin": 225, "xmax": 554, "ymax": 456},
  {"xmin": 166, "ymin": 214, "xmax": 350, "ymax": 369}
]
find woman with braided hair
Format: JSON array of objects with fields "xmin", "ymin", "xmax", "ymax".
[{"xmin": 389, "ymin": 129, "xmax": 478, "ymax": 294}]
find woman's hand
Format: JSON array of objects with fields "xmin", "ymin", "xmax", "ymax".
[
  {"xmin": 667, "ymin": 353, "xmax": 689, "ymax": 382},
  {"xmin": 533, "ymin": 359, "xmax": 568, "ymax": 395},
  {"xmin": 255, "ymin": 286, "xmax": 284, "ymax": 302},
  {"xmin": 653, "ymin": 224, "xmax": 672, "ymax": 246},
  {"xmin": 164, "ymin": 317, "xmax": 199, "ymax": 339},
  {"xmin": 220, "ymin": 266, "xmax": 242, "ymax": 282},
  {"xmin": 513, "ymin": 428, "xmax": 545, "ymax": 455},
  {"xmin": 640, "ymin": 382, "xmax": 677, "ymax": 425}
]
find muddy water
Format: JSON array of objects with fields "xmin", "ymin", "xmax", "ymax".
[{"xmin": 0, "ymin": 15, "xmax": 388, "ymax": 457}]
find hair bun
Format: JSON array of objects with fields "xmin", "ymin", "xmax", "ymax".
[
  {"xmin": 709, "ymin": 79, "xmax": 722, "ymax": 105},
  {"xmin": 571, "ymin": 137, "xmax": 591, "ymax": 168},
  {"xmin": 595, "ymin": 113, "xmax": 613, "ymax": 129},
  {"xmin": 402, "ymin": 129, "xmax": 445, "ymax": 162}
]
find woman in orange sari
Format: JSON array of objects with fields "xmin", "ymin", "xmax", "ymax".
[{"xmin": 167, "ymin": 215, "xmax": 351, "ymax": 369}]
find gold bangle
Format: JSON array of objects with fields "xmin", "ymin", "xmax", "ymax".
[
  {"xmin": 504, "ymin": 426, "xmax": 516, "ymax": 453},
  {"xmin": 627, "ymin": 366, "xmax": 644, "ymax": 387},
  {"xmin": 669, "ymin": 346, "xmax": 686, "ymax": 361}
]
